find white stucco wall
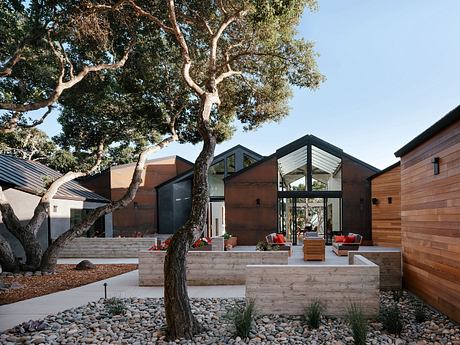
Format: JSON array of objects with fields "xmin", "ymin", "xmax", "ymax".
[
  {"xmin": 49, "ymin": 199, "xmax": 113, "ymax": 240},
  {"xmin": 0, "ymin": 188, "xmax": 113, "ymax": 261}
]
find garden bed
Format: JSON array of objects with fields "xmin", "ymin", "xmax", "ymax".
[
  {"xmin": 1, "ymin": 291, "xmax": 459, "ymax": 344},
  {"xmin": 0, "ymin": 264, "xmax": 137, "ymax": 305}
]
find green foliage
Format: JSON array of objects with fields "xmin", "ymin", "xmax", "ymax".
[
  {"xmin": 346, "ymin": 303, "xmax": 367, "ymax": 345},
  {"xmin": 104, "ymin": 297, "xmax": 126, "ymax": 316},
  {"xmin": 304, "ymin": 300, "xmax": 323, "ymax": 329},
  {"xmin": 223, "ymin": 233, "xmax": 232, "ymax": 240},
  {"xmin": 379, "ymin": 304, "xmax": 403, "ymax": 335},
  {"xmin": 225, "ymin": 300, "xmax": 256, "ymax": 338},
  {"xmin": 414, "ymin": 302, "xmax": 427, "ymax": 323},
  {"xmin": 256, "ymin": 241, "xmax": 280, "ymax": 251}
]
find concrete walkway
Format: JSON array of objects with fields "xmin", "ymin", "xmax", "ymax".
[{"xmin": 0, "ymin": 269, "xmax": 245, "ymax": 332}]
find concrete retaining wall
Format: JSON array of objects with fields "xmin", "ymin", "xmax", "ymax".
[
  {"xmin": 348, "ymin": 250, "xmax": 402, "ymax": 290},
  {"xmin": 59, "ymin": 238, "xmax": 156, "ymax": 258},
  {"xmin": 245, "ymin": 255, "xmax": 380, "ymax": 317},
  {"xmin": 139, "ymin": 250, "xmax": 289, "ymax": 286}
]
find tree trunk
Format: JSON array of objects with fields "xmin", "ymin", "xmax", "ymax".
[
  {"xmin": 164, "ymin": 93, "xmax": 217, "ymax": 339},
  {"xmin": 0, "ymin": 192, "xmax": 43, "ymax": 270},
  {"xmin": 0, "ymin": 233, "xmax": 18, "ymax": 272}
]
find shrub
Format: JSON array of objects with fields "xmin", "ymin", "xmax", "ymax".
[
  {"xmin": 304, "ymin": 300, "xmax": 323, "ymax": 328},
  {"xmin": 255, "ymin": 241, "xmax": 280, "ymax": 251},
  {"xmin": 225, "ymin": 300, "xmax": 255, "ymax": 338},
  {"xmin": 379, "ymin": 304, "xmax": 403, "ymax": 334},
  {"xmin": 414, "ymin": 302, "xmax": 428, "ymax": 323},
  {"xmin": 223, "ymin": 233, "xmax": 232, "ymax": 240},
  {"xmin": 105, "ymin": 297, "xmax": 126, "ymax": 316},
  {"xmin": 346, "ymin": 303, "xmax": 367, "ymax": 345}
]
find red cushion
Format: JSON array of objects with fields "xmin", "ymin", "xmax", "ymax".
[
  {"xmin": 274, "ymin": 234, "xmax": 285, "ymax": 244},
  {"xmin": 343, "ymin": 235, "xmax": 356, "ymax": 243},
  {"xmin": 279, "ymin": 234, "xmax": 286, "ymax": 243},
  {"xmin": 334, "ymin": 235, "xmax": 345, "ymax": 243}
]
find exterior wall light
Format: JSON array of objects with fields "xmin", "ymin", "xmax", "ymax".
[
  {"xmin": 372, "ymin": 198, "xmax": 378, "ymax": 205},
  {"xmin": 388, "ymin": 197, "xmax": 392, "ymax": 204},
  {"xmin": 256, "ymin": 198, "xmax": 261, "ymax": 205},
  {"xmin": 53, "ymin": 205, "xmax": 58, "ymax": 213},
  {"xmin": 432, "ymin": 157, "xmax": 440, "ymax": 175}
]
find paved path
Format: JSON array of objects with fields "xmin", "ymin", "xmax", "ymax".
[{"xmin": 0, "ymin": 269, "xmax": 245, "ymax": 332}]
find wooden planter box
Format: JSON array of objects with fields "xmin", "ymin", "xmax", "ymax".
[{"xmin": 224, "ymin": 237, "xmax": 237, "ymax": 248}]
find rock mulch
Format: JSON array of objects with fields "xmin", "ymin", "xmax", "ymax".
[
  {"xmin": 0, "ymin": 264, "xmax": 137, "ymax": 305},
  {"xmin": 0, "ymin": 291, "xmax": 459, "ymax": 344}
]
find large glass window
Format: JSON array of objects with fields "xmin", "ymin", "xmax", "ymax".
[
  {"xmin": 277, "ymin": 145, "xmax": 308, "ymax": 191},
  {"xmin": 71, "ymin": 209, "xmax": 105, "ymax": 237},
  {"xmin": 278, "ymin": 197, "xmax": 341, "ymax": 244},
  {"xmin": 226, "ymin": 154, "xmax": 235, "ymax": 175},
  {"xmin": 311, "ymin": 145, "xmax": 342, "ymax": 191},
  {"xmin": 209, "ymin": 160, "xmax": 225, "ymax": 197},
  {"xmin": 243, "ymin": 154, "xmax": 258, "ymax": 168}
]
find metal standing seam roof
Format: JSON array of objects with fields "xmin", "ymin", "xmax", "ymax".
[{"xmin": 0, "ymin": 154, "xmax": 110, "ymax": 202}]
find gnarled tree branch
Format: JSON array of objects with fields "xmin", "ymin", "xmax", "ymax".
[{"xmin": 0, "ymin": 42, "xmax": 133, "ymax": 113}]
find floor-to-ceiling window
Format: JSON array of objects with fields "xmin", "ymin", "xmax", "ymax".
[{"xmin": 277, "ymin": 141, "xmax": 342, "ymax": 244}]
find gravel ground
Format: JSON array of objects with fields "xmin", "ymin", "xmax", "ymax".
[{"xmin": 0, "ymin": 291, "xmax": 459, "ymax": 344}]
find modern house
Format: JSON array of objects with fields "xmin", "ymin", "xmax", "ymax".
[
  {"xmin": 0, "ymin": 154, "xmax": 112, "ymax": 260},
  {"xmin": 156, "ymin": 145, "xmax": 263, "ymax": 237},
  {"xmin": 154, "ymin": 136, "xmax": 379, "ymax": 245},
  {"xmin": 80, "ymin": 155, "xmax": 193, "ymax": 237},
  {"xmin": 224, "ymin": 135, "xmax": 379, "ymax": 245},
  {"xmin": 369, "ymin": 104, "xmax": 460, "ymax": 324}
]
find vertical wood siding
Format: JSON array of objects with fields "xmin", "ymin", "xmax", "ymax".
[
  {"xmin": 400, "ymin": 119, "xmax": 460, "ymax": 323},
  {"xmin": 371, "ymin": 165, "xmax": 401, "ymax": 247}
]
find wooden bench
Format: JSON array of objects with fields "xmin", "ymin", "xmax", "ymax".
[{"xmin": 303, "ymin": 238, "xmax": 325, "ymax": 261}]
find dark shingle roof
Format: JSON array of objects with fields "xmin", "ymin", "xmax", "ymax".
[{"xmin": 0, "ymin": 155, "xmax": 109, "ymax": 202}]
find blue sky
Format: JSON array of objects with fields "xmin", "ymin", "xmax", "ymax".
[{"xmin": 39, "ymin": 1, "xmax": 460, "ymax": 169}]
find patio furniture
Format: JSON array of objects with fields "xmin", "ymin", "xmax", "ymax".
[
  {"xmin": 332, "ymin": 233, "xmax": 362, "ymax": 256},
  {"xmin": 303, "ymin": 237, "xmax": 325, "ymax": 261},
  {"xmin": 266, "ymin": 233, "xmax": 292, "ymax": 256}
]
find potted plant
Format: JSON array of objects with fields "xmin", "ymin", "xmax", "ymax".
[{"xmin": 223, "ymin": 233, "xmax": 237, "ymax": 248}]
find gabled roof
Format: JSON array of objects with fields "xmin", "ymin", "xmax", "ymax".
[
  {"xmin": 276, "ymin": 134, "xmax": 379, "ymax": 172},
  {"xmin": 395, "ymin": 105, "xmax": 460, "ymax": 157},
  {"xmin": 0, "ymin": 154, "xmax": 109, "ymax": 202},
  {"xmin": 225, "ymin": 134, "xmax": 379, "ymax": 182},
  {"xmin": 155, "ymin": 145, "xmax": 263, "ymax": 189},
  {"xmin": 368, "ymin": 161, "xmax": 400, "ymax": 180}
]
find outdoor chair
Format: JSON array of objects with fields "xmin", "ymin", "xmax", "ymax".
[
  {"xmin": 265, "ymin": 233, "xmax": 292, "ymax": 255},
  {"xmin": 332, "ymin": 233, "xmax": 362, "ymax": 256}
]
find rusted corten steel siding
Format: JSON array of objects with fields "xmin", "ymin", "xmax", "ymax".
[
  {"xmin": 341, "ymin": 156, "xmax": 375, "ymax": 242},
  {"xmin": 224, "ymin": 157, "xmax": 278, "ymax": 245},
  {"xmin": 81, "ymin": 157, "xmax": 193, "ymax": 236}
]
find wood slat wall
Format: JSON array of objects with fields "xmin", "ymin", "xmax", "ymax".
[
  {"xmin": 400, "ymin": 119, "xmax": 460, "ymax": 324},
  {"xmin": 371, "ymin": 165, "xmax": 402, "ymax": 247},
  {"xmin": 245, "ymin": 255, "xmax": 380, "ymax": 317},
  {"xmin": 59, "ymin": 238, "xmax": 156, "ymax": 258},
  {"xmin": 138, "ymin": 250, "xmax": 289, "ymax": 286}
]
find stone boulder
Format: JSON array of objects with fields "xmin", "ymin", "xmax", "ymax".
[{"xmin": 75, "ymin": 260, "xmax": 96, "ymax": 270}]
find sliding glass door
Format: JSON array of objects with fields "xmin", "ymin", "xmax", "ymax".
[{"xmin": 278, "ymin": 197, "xmax": 341, "ymax": 245}]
